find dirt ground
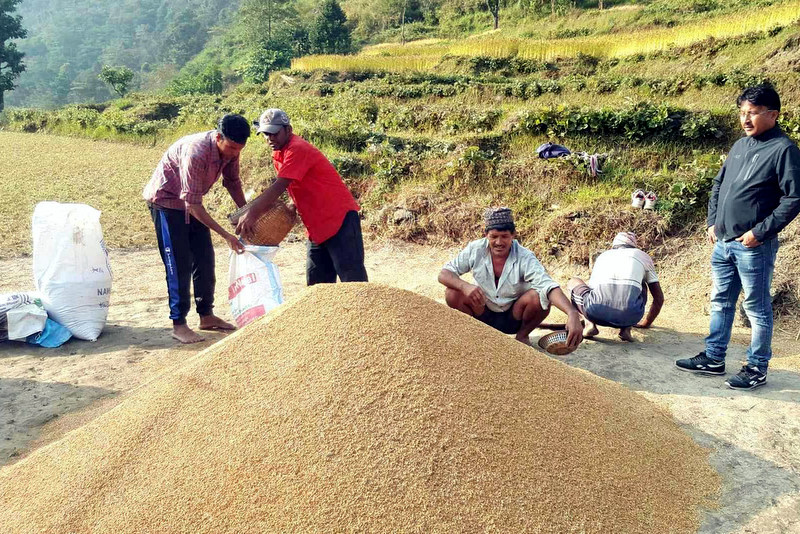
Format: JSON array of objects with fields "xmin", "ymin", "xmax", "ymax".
[{"xmin": 1, "ymin": 239, "xmax": 799, "ymax": 533}]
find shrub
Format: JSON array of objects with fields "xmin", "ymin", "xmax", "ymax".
[
  {"xmin": 57, "ymin": 106, "xmax": 101, "ymax": 128},
  {"xmin": 444, "ymin": 146, "xmax": 500, "ymax": 187},
  {"xmin": 511, "ymin": 102, "xmax": 728, "ymax": 142},
  {"xmin": 98, "ymin": 108, "xmax": 139, "ymax": 133},
  {"xmin": 680, "ymin": 111, "xmax": 725, "ymax": 140},
  {"xmin": 167, "ymin": 65, "xmax": 224, "ymax": 96},
  {"xmin": 331, "ymin": 155, "xmax": 370, "ymax": 177},
  {"xmin": 659, "ymin": 154, "xmax": 722, "ymax": 228},
  {"xmin": 5, "ymin": 108, "xmax": 50, "ymax": 132}
]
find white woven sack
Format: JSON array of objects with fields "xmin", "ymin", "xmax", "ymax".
[
  {"xmin": 228, "ymin": 245, "xmax": 283, "ymax": 328},
  {"xmin": 32, "ymin": 202, "xmax": 112, "ymax": 341}
]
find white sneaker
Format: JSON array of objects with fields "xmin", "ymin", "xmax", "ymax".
[
  {"xmin": 644, "ymin": 191, "xmax": 657, "ymax": 210},
  {"xmin": 631, "ymin": 189, "xmax": 645, "ymax": 209}
]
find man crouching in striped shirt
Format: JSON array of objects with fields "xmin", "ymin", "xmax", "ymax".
[
  {"xmin": 568, "ymin": 232, "xmax": 664, "ymax": 342},
  {"xmin": 142, "ymin": 114, "xmax": 249, "ymax": 344}
]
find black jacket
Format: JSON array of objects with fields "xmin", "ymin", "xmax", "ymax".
[{"xmin": 708, "ymin": 125, "xmax": 800, "ymax": 242}]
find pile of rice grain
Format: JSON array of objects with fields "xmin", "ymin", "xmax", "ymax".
[{"xmin": 0, "ymin": 283, "xmax": 718, "ymax": 533}]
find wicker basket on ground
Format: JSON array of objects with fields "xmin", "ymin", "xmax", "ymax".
[{"xmin": 229, "ymin": 200, "xmax": 296, "ymax": 246}]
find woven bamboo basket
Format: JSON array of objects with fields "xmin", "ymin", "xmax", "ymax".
[{"xmin": 229, "ymin": 200, "xmax": 296, "ymax": 246}]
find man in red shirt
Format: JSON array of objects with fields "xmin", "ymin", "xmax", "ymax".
[
  {"xmin": 236, "ymin": 109, "xmax": 368, "ymax": 285},
  {"xmin": 143, "ymin": 114, "xmax": 248, "ymax": 344}
]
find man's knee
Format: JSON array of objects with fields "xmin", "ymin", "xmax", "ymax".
[
  {"xmin": 520, "ymin": 289, "xmax": 543, "ymax": 309},
  {"xmin": 444, "ymin": 287, "xmax": 462, "ymax": 309},
  {"xmin": 445, "ymin": 287, "xmax": 481, "ymax": 316},
  {"xmin": 338, "ymin": 266, "xmax": 368, "ymax": 282},
  {"xmin": 514, "ymin": 290, "xmax": 548, "ymax": 320}
]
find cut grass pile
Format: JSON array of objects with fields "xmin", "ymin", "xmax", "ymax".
[{"xmin": 0, "ymin": 283, "xmax": 719, "ymax": 533}]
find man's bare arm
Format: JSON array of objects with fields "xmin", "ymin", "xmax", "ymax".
[
  {"xmin": 187, "ymin": 204, "xmax": 244, "ymax": 253},
  {"xmin": 546, "ymin": 287, "xmax": 583, "ymax": 348},
  {"xmin": 636, "ymin": 282, "xmax": 664, "ymax": 328},
  {"xmin": 228, "ymin": 182, "xmax": 247, "ymax": 209},
  {"xmin": 235, "ymin": 178, "xmax": 292, "ymax": 236}
]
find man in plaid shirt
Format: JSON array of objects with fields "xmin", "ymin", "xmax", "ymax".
[{"xmin": 143, "ymin": 114, "xmax": 249, "ymax": 344}]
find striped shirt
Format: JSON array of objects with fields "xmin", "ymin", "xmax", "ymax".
[
  {"xmin": 589, "ymin": 248, "xmax": 659, "ymax": 290},
  {"xmin": 443, "ymin": 239, "xmax": 560, "ymax": 313},
  {"xmin": 143, "ymin": 130, "xmax": 241, "ymax": 211}
]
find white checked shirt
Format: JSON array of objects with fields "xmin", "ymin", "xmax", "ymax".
[{"xmin": 443, "ymin": 238, "xmax": 560, "ymax": 313}]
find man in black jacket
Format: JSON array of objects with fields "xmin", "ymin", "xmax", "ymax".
[{"xmin": 676, "ymin": 85, "xmax": 800, "ymax": 390}]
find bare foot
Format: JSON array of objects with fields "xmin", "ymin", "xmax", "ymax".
[
  {"xmin": 618, "ymin": 327, "xmax": 634, "ymax": 342},
  {"xmin": 172, "ymin": 324, "xmax": 205, "ymax": 344},
  {"xmin": 515, "ymin": 334, "xmax": 534, "ymax": 346},
  {"xmin": 199, "ymin": 314, "xmax": 237, "ymax": 331},
  {"xmin": 584, "ymin": 322, "xmax": 599, "ymax": 338}
]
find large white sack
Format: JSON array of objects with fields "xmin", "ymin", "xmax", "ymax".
[
  {"xmin": 228, "ymin": 245, "xmax": 283, "ymax": 328},
  {"xmin": 32, "ymin": 202, "xmax": 112, "ymax": 341}
]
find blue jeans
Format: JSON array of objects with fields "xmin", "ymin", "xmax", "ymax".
[{"xmin": 704, "ymin": 237, "xmax": 778, "ymax": 372}]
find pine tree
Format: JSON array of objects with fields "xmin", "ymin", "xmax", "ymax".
[
  {"xmin": 0, "ymin": 0, "xmax": 27, "ymax": 112},
  {"xmin": 310, "ymin": 0, "xmax": 351, "ymax": 55}
]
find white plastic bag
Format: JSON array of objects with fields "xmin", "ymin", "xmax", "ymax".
[
  {"xmin": 1, "ymin": 293, "xmax": 41, "ymax": 342},
  {"xmin": 228, "ymin": 245, "xmax": 283, "ymax": 328},
  {"xmin": 32, "ymin": 202, "xmax": 112, "ymax": 341},
  {"xmin": 8, "ymin": 303, "xmax": 48, "ymax": 340}
]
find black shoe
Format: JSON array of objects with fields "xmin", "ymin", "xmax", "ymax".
[
  {"xmin": 726, "ymin": 366, "xmax": 767, "ymax": 390},
  {"xmin": 675, "ymin": 352, "xmax": 726, "ymax": 375}
]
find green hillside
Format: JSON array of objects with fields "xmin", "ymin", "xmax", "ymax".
[
  {"xmin": 4, "ymin": 0, "xmax": 800, "ymax": 266},
  {"xmin": 6, "ymin": 0, "xmax": 243, "ymax": 108}
]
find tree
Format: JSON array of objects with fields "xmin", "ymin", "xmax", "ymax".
[
  {"xmin": 52, "ymin": 62, "xmax": 72, "ymax": 104},
  {"xmin": 399, "ymin": 0, "xmax": 424, "ymax": 44},
  {"xmin": 98, "ymin": 65, "xmax": 134, "ymax": 97},
  {"xmin": 0, "ymin": 0, "xmax": 27, "ymax": 112},
  {"xmin": 236, "ymin": 0, "xmax": 298, "ymax": 44},
  {"xmin": 160, "ymin": 8, "xmax": 207, "ymax": 65},
  {"xmin": 485, "ymin": 0, "xmax": 499, "ymax": 29},
  {"xmin": 238, "ymin": 40, "xmax": 293, "ymax": 83},
  {"xmin": 310, "ymin": 0, "xmax": 351, "ymax": 55}
]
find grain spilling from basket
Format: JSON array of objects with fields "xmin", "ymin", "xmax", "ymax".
[{"xmin": 0, "ymin": 283, "xmax": 719, "ymax": 534}]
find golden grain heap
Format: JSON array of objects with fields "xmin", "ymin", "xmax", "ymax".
[{"xmin": 0, "ymin": 283, "xmax": 718, "ymax": 533}]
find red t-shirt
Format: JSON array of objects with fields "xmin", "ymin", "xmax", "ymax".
[{"xmin": 273, "ymin": 135, "xmax": 360, "ymax": 244}]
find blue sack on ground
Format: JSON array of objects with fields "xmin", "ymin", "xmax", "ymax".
[
  {"xmin": 26, "ymin": 318, "xmax": 72, "ymax": 348},
  {"xmin": 536, "ymin": 142, "xmax": 571, "ymax": 159}
]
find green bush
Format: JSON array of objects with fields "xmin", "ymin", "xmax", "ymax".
[
  {"xmin": 303, "ymin": 123, "xmax": 374, "ymax": 151},
  {"xmin": 379, "ymin": 105, "xmax": 502, "ymax": 134},
  {"xmin": 444, "ymin": 145, "xmax": 500, "ymax": 187},
  {"xmin": 5, "ymin": 108, "xmax": 50, "ymax": 132},
  {"xmin": 659, "ymin": 154, "xmax": 722, "ymax": 228},
  {"xmin": 167, "ymin": 65, "xmax": 224, "ymax": 96},
  {"xmin": 779, "ymin": 112, "xmax": 800, "ymax": 142},
  {"xmin": 331, "ymin": 154, "xmax": 371, "ymax": 177},
  {"xmin": 512, "ymin": 102, "xmax": 728, "ymax": 142},
  {"xmin": 681, "ymin": 111, "xmax": 725, "ymax": 140},
  {"xmin": 465, "ymin": 56, "xmax": 551, "ymax": 76},
  {"xmin": 57, "ymin": 106, "xmax": 101, "ymax": 128}
]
